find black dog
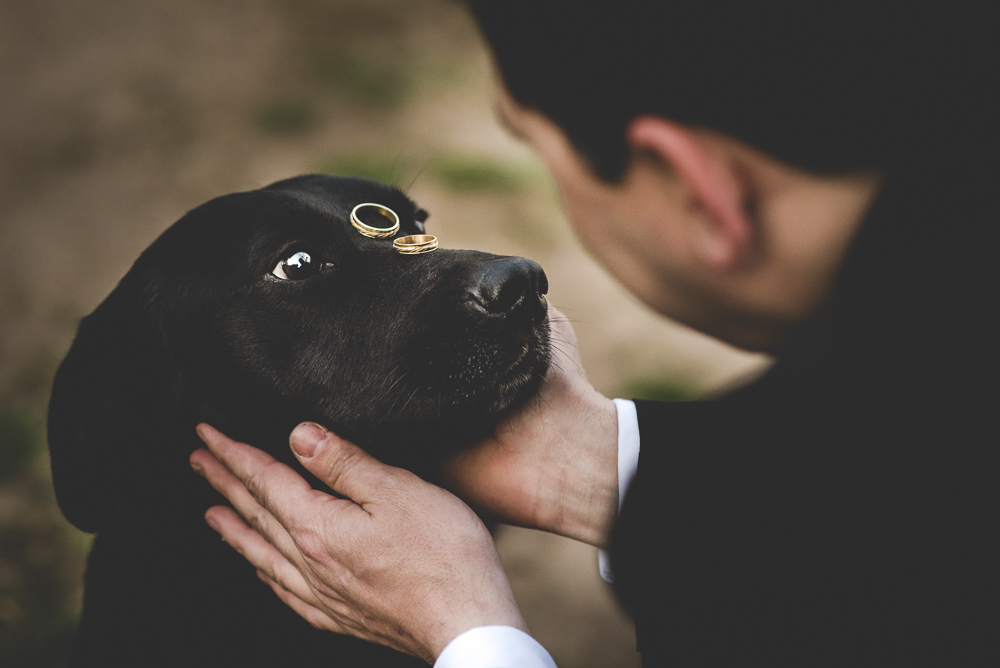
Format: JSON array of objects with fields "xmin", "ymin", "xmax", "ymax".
[{"xmin": 47, "ymin": 174, "xmax": 550, "ymax": 667}]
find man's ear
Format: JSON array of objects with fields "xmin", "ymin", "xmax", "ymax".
[{"xmin": 627, "ymin": 116, "xmax": 752, "ymax": 268}]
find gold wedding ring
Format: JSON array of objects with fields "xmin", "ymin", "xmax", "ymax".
[
  {"xmin": 393, "ymin": 234, "xmax": 438, "ymax": 254},
  {"xmin": 351, "ymin": 203, "xmax": 400, "ymax": 238}
]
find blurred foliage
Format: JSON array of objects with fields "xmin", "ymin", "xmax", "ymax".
[
  {"xmin": 254, "ymin": 99, "xmax": 318, "ymax": 136},
  {"xmin": 280, "ymin": 0, "xmax": 480, "ymax": 110},
  {"xmin": 316, "ymin": 152, "xmax": 539, "ymax": 194},
  {"xmin": 0, "ymin": 410, "xmax": 39, "ymax": 482},
  {"xmin": 0, "ymin": 402, "xmax": 91, "ymax": 668},
  {"xmin": 617, "ymin": 377, "xmax": 702, "ymax": 402},
  {"xmin": 7, "ymin": 352, "xmax": 62, "ymax": 411},
  {"xmin": 1, "ymin": 348, "xmax": 89, "ymax": 667},
  {"xmin": 315, "ymin": 153, "xmax": 408, "ymax": 186},
  {"xmin": 430, "ymin": 154, "xmax": 531, "ymax": 192},
  {"xmin": 285, "ymin": 0, "xmax": 419, "ymax": 110},
  {"xmin": 312, "ymin": 55, "xmax": 412, "ymax": 108}
]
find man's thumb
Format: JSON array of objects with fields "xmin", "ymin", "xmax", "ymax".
[{"xmin": 289, "ymin": 422, "xmax": 388, "ymax": 504}]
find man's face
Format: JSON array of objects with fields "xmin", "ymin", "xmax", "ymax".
[
  {"xmin": 494, "ymin": 89, "xmax": 720, "ymax": 337},
  {"xmin": 494, "ymin": 88, "xmax": 882, "ymax": 353}
]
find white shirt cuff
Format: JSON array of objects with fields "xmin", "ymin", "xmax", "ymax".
[
  {"xmin": 434, "ymin": 626, "xmax": 557, "ymax": 668},
  {"xmin": 598, "ymin": 398, "xmax": 641, "ymax": 583}
]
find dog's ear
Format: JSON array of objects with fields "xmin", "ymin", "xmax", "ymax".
[{"xmin": 47, "ymin": 281, "xmax": 176, "ymax": 534}]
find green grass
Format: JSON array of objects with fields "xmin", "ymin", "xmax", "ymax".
[
  {"xmin": 314, "ymin": 153, "xmax": 542, "ymax": 192},
  {"xmin": 0, "ymin": 402, "xmax": 91, "ymax": 668},
  {"xmin": 430, "ymin": 154, "xmax": 532, "ymax": 192},
  {"xmin": 616, "ymin": 377, "xmax": 702, "ymax": 402},
  {"xmin": 315, "ymin": 154, "xmax": 406, "ymax": 186},
  {"xmin": 312, "ymin": 55, "xmax": 412, "ymax": 109},
  {"xmin": 0, "ymin": 347, "xmax": 92, "ymax": 667},
  {"xmin": 0, "ymin": 408, "xmax": 42, "ymax": 481}
]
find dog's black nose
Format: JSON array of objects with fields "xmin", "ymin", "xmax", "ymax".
[{"xmin": 469, "ymin": 257, "xmax": 548, "ymax": 316}]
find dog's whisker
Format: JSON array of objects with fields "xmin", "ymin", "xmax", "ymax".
[
  {"xmin": 525, "ymin": 384, "xmax": 546, "ymax": 421},
  {"xmin": 547, "ymin": 344, "xmax": 582, "ymax": 373},
  {"xmin": 387, "ymin": 148, "xmax": 408, "ymax": 189},
  {"xmin": 396, "ymin": 384, "xmax": 423, "ymax": 418},
  {"xmin": 548, "ymin": 334, "xmax": 579, "ymax": 350},
  {"xmin": 376, "ymin": 373, "xmax": 421, "ymax": 426},
  {"xmin": 545, "ymin": 304, "xmax": 583, "ymax": 323},
  {"xmin": 384, "ymin": 371, "xmax": 410, "ymax": 396},
  {"xmin": 404, "ymin": 162, "xmax": 428, "ymax": 195}
]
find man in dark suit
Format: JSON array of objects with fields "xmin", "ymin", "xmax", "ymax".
[{"xmin": 191, "ymin": 2, "xmax": 997, "ymax": 665}]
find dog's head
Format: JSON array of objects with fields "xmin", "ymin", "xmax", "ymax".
[{"xmin": 48, "ymin": 174, "xmax": 550, "ymax": 532}]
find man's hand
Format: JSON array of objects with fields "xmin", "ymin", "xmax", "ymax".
[
  {"xmin": 444, "ymin": 307, "xmax": 620, "ymax": 548},
  {"xmin": 189, "ymin": 307, "xmax": 618, "ymax": 658},
  {"xmin": 191, "ymin": 424, "xmax": 527, "ymax": 664}
]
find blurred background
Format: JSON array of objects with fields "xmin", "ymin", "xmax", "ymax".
[{"xmin": 0, "ymin": 0, "xmax": 770, "ymax": 665}]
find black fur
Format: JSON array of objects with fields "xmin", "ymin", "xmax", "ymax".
[{"xmin": 47, "ymin": 175, "xmax": 550, "ymax": 666}]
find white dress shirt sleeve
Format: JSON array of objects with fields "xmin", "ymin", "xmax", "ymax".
[
  {"xmin": 598, "ymin": 398, "xmax": 641, "ymax": 584},
  {"xmin": 434, "ymin": 626, "xmax": 557, "ymax": 668}
]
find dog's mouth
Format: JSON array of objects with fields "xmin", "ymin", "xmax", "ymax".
[
  {"xmin": 379, "ymin": 312, "xmax": 550, "ymax": 426},
  {"xmin": 488, "ymin": 337, "xmax": 550, "ymax": 415},
  {"xmin": 506, "ymin": 342, "xmax": 533, "ymax": 376}
]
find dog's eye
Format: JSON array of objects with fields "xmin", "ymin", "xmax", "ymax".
[{"xmin": 272, "ymin": 251, "xmax": 321, "ymax": 280}]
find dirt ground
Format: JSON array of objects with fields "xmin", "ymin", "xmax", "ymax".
[{"xmin": 0, "ymin": 1, "xmax": 770, "ymax": 665}]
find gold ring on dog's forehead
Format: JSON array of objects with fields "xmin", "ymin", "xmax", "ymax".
[
  {"xmin": 393, "ymin": 234, "xmax": 438, "ymax": 254},
  {"xmin": 351, "ymin": 203, "xmax": 400, "ymax": 239}
]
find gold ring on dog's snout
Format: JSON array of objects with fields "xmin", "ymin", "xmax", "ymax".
[
  {"xmin": 393, "ymin": 235, "xmax": 439, "ymax": 254},
  {"xmin": 351, "ymin": 203, "xmax": 400, "ymax": 239}
]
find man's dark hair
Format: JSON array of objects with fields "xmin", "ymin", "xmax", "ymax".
[{"xmin": 467, "ymin": 1, "xmax": 995, "ymax": 180}]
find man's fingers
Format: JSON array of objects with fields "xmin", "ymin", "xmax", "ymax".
[
  {"xmin": 207, "ymin": 504, "xmax": 354, "ymax": 622},
  {"xmin": 194, "ymin": 424, "xmax": 375, "ymax": 567},
  {"xmin": 256, "ymin": 571, "xmax": 348, "ymax": 635},
  {"xmin": 195, "ymin": 423, "xmax": 349, "ymax": 530},
  {"xmin": 196, "ymin": 423, "xmax": 310, "ymax": 502},
  {"xmin": 204, "ymin": 505, "xmax": 313, "ymax": 598},
  {"xmin": 191, "ymin": 446, "xmax": 301, "ymax": 560},
  {"xmin": 288, "ymin": 422, "xmax": 407, "ymax": 507}
]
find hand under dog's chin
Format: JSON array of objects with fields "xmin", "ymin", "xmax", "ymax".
[
  {"xmin": 355, "ymin": 337, "xmax": 550, "ymax": 467},
  {"xmin": 426, "ymin": 323, "xmax": 550, "ymax": 420}
]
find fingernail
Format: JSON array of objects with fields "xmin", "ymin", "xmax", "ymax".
[
  {"xmin": 290, "ymin": 422, "xmax": 328, "ymax": 458},
  {"xmin": 190, "ymin": 460, "xmax": 204, "ymax": 475}
]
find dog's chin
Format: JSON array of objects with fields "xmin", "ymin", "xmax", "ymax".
[
  {"xmin": 389, "ymin": 351, "xmax": 548, "ymax": 465},
  {"xmin": 484, "ymin": 343, "xmax": 549, "ymax": 417}
]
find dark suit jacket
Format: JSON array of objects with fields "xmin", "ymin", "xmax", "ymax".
[{"xmin": 610, "ymin": 149, "xmax": 998, "ymax": 665}]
